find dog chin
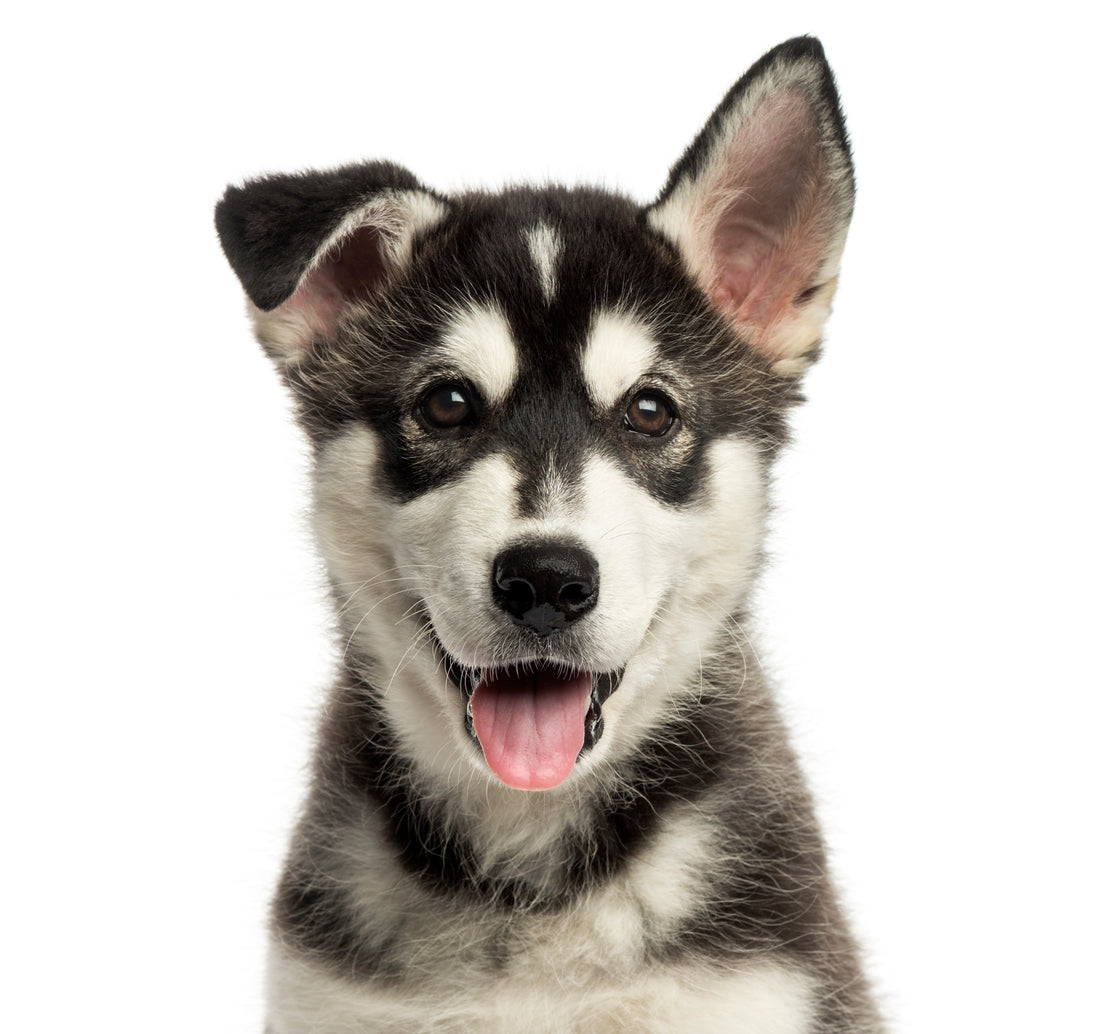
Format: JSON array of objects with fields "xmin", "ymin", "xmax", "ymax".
[{"xmin": 428, "ymin": 627, "xmax": 623, "ymax": 791}]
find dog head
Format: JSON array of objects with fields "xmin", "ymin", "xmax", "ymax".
[{"xmin": 217, "ymin": 37, "xmax": 854, "ymax": 794}]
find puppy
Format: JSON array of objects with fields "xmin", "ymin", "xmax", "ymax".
[{"xmin": 217, "ymin": 35, "xmax": 881, "ymax": 1034}]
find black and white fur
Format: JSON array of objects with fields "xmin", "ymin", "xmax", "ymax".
[{"xmin": 217, "ymin": 37, "xmax": 881, "ymax": 1034}]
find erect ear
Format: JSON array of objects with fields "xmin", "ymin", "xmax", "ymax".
[
  {"xmin": 647, "ymin": 36, "xmax": 855, "ymax": 377},
  {"xmin": 215, "ymin": 162, "xmax": 450, "ymax": 364}
]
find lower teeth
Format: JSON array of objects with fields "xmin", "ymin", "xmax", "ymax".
[
  {"xmin": 584, "ymin": 693, "xmax": 603, "ymax": 750},
  {"xmin": 465, "ymin": 695, "xmax": 478, "ymax": 743}
]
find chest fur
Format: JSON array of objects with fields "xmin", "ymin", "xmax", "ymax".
[{"xmin": 267, "ymin": 943, "xmax": 814, "ymax": 1034}]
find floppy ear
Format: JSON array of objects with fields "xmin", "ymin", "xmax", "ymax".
[
  {"xmin": 647, "ymin": 36, "xmax": 855, "ymax": 376},
  {"xmin": 215, "ymin": 162, "xmax": 450, "ymax": 363}
]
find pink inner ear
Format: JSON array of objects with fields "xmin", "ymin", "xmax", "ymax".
[
  {"xmin": 702, "ymin": 89, "xmax": 830, "ymax": 337},
  {"xmin": 286, "ymin": 224, "xmax": 389, "ymax": 334},
  {"xmin": 713, "ymin": 225, "xmax": 776, "ymax": 314},
  {"xmin": 713, "ymin": 218, "xmax": 822, "ymax": 331}
]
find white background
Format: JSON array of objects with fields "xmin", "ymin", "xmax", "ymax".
[{"xmin": 3, "ymin": 3, "xmax": 1097, "ymax": 1031}]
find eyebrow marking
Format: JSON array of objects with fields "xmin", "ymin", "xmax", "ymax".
[
  {"xmin": 438, "ymin": 303, "xmax": 519, "ymax": 403},
  {"xmin": 581, "ymin": 310, "xmax": 659, "ymax": 408}
]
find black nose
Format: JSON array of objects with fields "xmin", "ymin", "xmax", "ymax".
[{"xmin": 492, "ymin": 541, "xmax": 600, "ymax": 637}]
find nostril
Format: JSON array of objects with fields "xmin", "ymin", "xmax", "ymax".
[
  {"xmin": 558, "ymin": 581, "xmax": 593, "ymax": 608},
  {"xmin": 495, "ymin": 572, "xmax": 536, "ymax": 619}
]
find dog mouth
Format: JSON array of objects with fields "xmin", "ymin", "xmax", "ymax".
[{"xmin": 439, "ymin": 649, "xmax": 622, "ymax": 791}]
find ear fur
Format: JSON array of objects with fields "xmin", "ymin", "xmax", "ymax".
[
  {"xmin": 215, "ymin": 162, "xmax": 450, "ymax": 363},
  {"xmin": 647, "ymin": 36, "xmax": 855, "ymax": 376}
]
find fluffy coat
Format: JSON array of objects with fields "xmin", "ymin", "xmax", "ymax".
[{"xmin": 217, "ymin": 35, "xmax": 881, "ymax": 1034}]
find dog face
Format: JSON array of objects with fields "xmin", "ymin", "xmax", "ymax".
[
  {"xmin": 217, "ymin": 37, "xmax": 854, "ymax": 795},
  {"xmin": 304, "ymin": 258, "xmax": 778, "ymax": 792}
]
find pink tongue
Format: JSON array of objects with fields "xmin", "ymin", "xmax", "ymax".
[{"xmin": 470, "ymin": 668, "xmax": 593, "ymax": 790}]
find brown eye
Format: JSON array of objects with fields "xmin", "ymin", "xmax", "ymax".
[
  {"xmin": 623, "ymin": 391, "xmax": 676, "ymax": 437},
  {"xmin": 420, "ymin": 383, "xmax": 475, "ymax": 429}
]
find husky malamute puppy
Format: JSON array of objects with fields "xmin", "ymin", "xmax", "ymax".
[{"xmin": 217, "ymin": 35, "xmax": 880, "ymax": 1034}]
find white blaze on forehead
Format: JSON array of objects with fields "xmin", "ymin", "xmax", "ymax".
[
  {"xmin": 439, "ymin": 303, "xmax": 519, "ymax": 404},
  {"xmin": 525, "ymin": 221, "xmax": 562, "ymax": 303},
  {"xmin": 582, "ymin": 311, "xmax": 659, "ymax": 408}
]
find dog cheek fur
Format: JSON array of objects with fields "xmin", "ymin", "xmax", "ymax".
[
  {"xmin": 310, "ymin": 425, "xmax": 397, "ymax": 638},
  {"xmin": 591, "ymin": 435, "xmax": 767, "ymax": 765},
  {"xmin": 309, "ymin": 424, "xmax": 447, "ymax": 719},
  {"xmin": 310, "ymin": 425, "xmax": 482, "ymax": 772},
  {"xmin": 392, "ymin": 452, "xmax": 525, "ymax": 668}
]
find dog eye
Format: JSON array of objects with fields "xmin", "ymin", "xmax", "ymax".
[
  {"xmin": 420, "ymin": 383, "xmax": 475, "ymax": 429},
  {"xmin": 623, "ymin": 391, "xmax": 677, "ymax": 437}
]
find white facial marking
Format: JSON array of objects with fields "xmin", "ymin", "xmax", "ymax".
[
  {"xmin": 395, "ymin": 453, "xmax": 521, "ymax": 667},
  {"xmin": 525, "ymin": 221, "xmax": 562, "ymax": 303},
  {"xmin": 582, "ymin": 310, "xmax": 659, "ymax": 408},
  {"xmin": 439, "ymin": 303, "xmax": 519, "ymax": 404},
  {"xmin": 585, "ymin": 437, "xmax": 767, "ymax": 765}
]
